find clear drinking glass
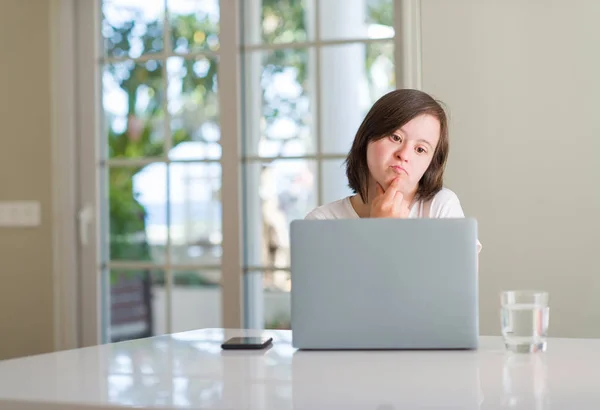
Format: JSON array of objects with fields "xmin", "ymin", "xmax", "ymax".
[{"xmin": 500, "ymin": 290, "xmax": 550, "ymax": 353}]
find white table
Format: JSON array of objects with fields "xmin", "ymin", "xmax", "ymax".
[{"xmin": 0, "ymin": 328, "xmax": 598, "ymax": 409}]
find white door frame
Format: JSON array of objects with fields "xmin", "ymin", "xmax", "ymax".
[
  {"xmin": 74, "ymin": 0, "xmax": 104, "ymax": 347},
  {"xmin": 50, "ymin": 0, "xmax": 103, "ymax": 349},
  {"xmin": 49, "ymin": 0, "xmax": 80, "ymax": 351},
  {"xmin": 66, "ymin": 0, "xmax": 244, "ymax": 346},
  {"xmin": 394, "ymin": 0, "xmax": 423, "ymax": 89}
]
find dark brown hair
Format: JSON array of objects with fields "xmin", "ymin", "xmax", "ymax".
[{"xmin": 345, "ymin": 88, "xmax": 449, "ymax": 203}]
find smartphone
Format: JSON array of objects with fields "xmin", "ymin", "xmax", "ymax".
[{"xmin": 221, "ymin": 336, "xmax": 273, "ymax": 350}]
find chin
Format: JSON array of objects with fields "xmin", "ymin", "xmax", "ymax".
[
  {"xmin": 384, "ymin": 173, "xmax": 402, "ymax": 183},
  {"xmin": 383, "ymin": 175, "xmax": 414, "ymax": 191},
  {"xmin": 381, "ymin": 177, "xmax": 396, "ymax": 189}
]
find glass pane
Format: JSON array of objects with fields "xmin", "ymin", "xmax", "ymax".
[
  {"xmin": 104, "ymin": 60, "xmax": 165, "ymax": 159},
  {"xmin": 243, "ymin": 0, "xmax": 313, "ymax": 45},
  {"xmin": 322, "ymin": 158, "xmax": 354, "ymax": 205},
  {"xmin": 262, "ymin": 271, "xmax": 291, "ymax": 329},
  {"xmin": 244, "ymin": 271, "xmax": 291, "ymax": 330},
  {"xmin": 243, "ymin": 160, "xmax": 317, "ymax": 268},
  {"xmin": 109, "ymin": 165, "xmax": 167, "ymax": 263},
  {"xmin": 243, "ymin": 49, "xmax": 315, "ymax": 157},
  {"xmin": 171, "ymin": 270, "xmax": 222, "ymax": 333},
  {"xmin": 109, "ymin": 269, "xmax": 161, "ymax": 342},
  {"xmin": 320, "ymin": 41, "xmax": 395, "ymax": 154},
  {"xmin": 169, "ymin": 0, "xmax": 220, "ymax": 53},
  {"xmin": 167, "ymin": 56, "xmax": 220, "ymax": 160},
  {"xmin": 102, "ymin": 0, "xmax": 165, "ymax": 58},
  {"xmin": 319, "ymin": 0, "xmax": 394, "ymax": 40},
  {"xmin": 168, "ymin": 162, "xmax": 222, "ymax": 264}
]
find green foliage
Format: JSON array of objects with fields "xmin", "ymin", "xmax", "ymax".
[
  {"xmin": 104, "ymin": 8, "xmax": 220, "ymax": 267},
  {"xmin": 367, "ymin": 0, "xmax": 393, "ymax": 28},
  {"xmin": 265, "ymin": 314, "xmax": 291, "ymax": 330},
  {"xmin": 261, "ymin": 0, "xmax": 308, "ymax": 44}
]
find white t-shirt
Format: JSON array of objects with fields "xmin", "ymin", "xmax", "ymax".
[{"xmin": 305, "ymin": 187, "xmax": 482, "ymax": 252}]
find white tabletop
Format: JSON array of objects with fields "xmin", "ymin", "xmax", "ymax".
[{"xmin": 0, "ymin": 328, "xmax": 598, "ymax": 409}]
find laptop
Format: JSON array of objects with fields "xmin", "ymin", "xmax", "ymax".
[{"xmin": 290, "ymin": 218, "xmax": 479, "ymax": 350}]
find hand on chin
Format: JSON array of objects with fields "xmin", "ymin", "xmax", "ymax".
[
  {"xmin": 383, "ymin": 174, "xmax": 408, "ymax": 193},
  {"xmin": 370, "ymin": 176, "xmax": 411, "ymax": 219}
]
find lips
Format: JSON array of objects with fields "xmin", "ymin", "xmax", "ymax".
[{"xmin": 391, "ymin": 165, "xmax": 408, "ymax": 175}]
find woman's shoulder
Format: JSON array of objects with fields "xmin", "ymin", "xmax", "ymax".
[
  {"xmin": 427, "ymin": 187, "xmax": 465, "ymax": 218},
  {"xmin": 305, "ymin": 196, "xmax": 359, "ymax": 220},
  {"xmin": 430, "ymin": 187, "xmax": 461, "ymax": 205}
]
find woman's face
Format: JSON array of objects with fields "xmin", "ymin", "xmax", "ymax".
[{"xmin": 366, "ymin": 114, "xmax": 441, "ymax": 196}]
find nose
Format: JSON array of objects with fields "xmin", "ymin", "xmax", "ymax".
[{"xmin": 395, "ymin": 144, "xmax": 410, "ymax": 162}]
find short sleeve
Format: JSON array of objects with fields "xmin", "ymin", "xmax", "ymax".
[
  {"xmin": 305, "ymin": 208, "xmax": 325, "ymax": 220},
  {"xmin": 437, "ymin": 194, "xmax": 466, "ymax": 218}
]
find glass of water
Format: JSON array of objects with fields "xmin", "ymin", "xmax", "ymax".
[{"xmin": 500, "ymin": 290, "xmax": 549, "ymax": 353}]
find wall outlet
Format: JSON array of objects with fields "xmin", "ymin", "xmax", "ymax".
[{"xmin": 0, "ymin": 201, "xmax": 41, "ymax": 227}]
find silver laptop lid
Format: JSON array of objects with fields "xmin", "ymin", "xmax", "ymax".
[{"xmin": 290, "ymin": 218, "xmax": 479, "ymax": 349}]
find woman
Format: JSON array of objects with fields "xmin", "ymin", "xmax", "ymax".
[{"xmin": 306, "ymin": 88, "xmax": 481, "ymax": 252}]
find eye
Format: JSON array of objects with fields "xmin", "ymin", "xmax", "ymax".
[
  {"xmin": 416, "ymin": 146, "xmax": 428, "ymax": 154},
  {"xmin": 390, "ymin": 134, "xmax": 402, "ymax": 143}
]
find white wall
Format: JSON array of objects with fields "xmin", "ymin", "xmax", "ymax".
[
  {"xmin": 420, "ymin": 0, "xmax": 600, "ymax": 337},
  {"xmin": 0, "ymin": 0, "xmax": 54, "ymax": 360}
]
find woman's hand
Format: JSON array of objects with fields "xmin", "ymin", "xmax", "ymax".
[{"xmin": 369, "ymin": 177, "xmax": 411, "ymax": 218}]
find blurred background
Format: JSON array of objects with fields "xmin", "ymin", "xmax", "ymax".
[
  {"xmin": 97, "ymin": 0, "xmax": 394, "ymax": 341},
  {"xmin": 0, "ymin": 0, "xmax": 599, "ymax": 360}
]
